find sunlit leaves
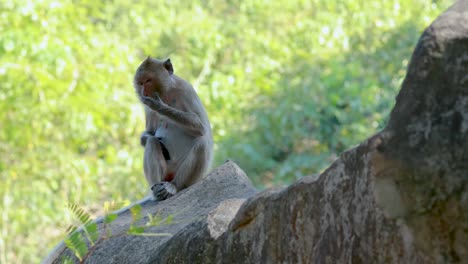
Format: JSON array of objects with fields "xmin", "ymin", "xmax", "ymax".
[
  {"xmin": 0, "ymin": 0, "xmax": 452, "ymax": 262},
  {"xmin": 63, "ymin": 202, "xmax": 173, "ymax": 261},
  {"xmin": 103, "ymin": 213, "xmax": 118, "ymax": 224},
  {"xmin": 64, "ymin": 232, "xmax": 88, "ymax": 262},
  {"xmin": 67, "ymin": 203, "xmax": 92, "ymax": 226},
  {"xmin": 130, "ymin": 204, "xmax": 143, "ymax": 222}
]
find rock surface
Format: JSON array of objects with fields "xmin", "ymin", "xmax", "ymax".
[
  {"xmin": 372, "ymin": 1, "xmax": 468, "ymax": 262},
  {"xmin": 43, "ymin": 161, "xmax": 257, "ymax": 264},
  {"xmin": 45, "ymin": 1, "xmax": 468, "ymax": 263}
]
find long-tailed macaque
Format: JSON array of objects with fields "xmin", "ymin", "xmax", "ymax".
[{"xmin": 134, "ymin": 57, "xmax": 213, "ymax": 201}]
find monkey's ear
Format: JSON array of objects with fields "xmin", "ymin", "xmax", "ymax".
[
  {"xmin": 142, "ymin": 56, "xmax": 152, "ymax": 66},
  {"xmin": 164, "ymin": 59, "xmax": 174, "ymax": 75}
]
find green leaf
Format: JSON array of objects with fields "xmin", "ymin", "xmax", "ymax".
[
  {"xmin": 84, "ymin": 222, "xmax": 99, "ymax": 245},
  {"xmin": 127, "ymin": 225, "xmax": 145, "ymax": 235},
  {"xmin": 130, "ymin": 204, "xmax": 143, "ymax": 222},
  {"xmin": 65, "ymin": 225, "xmax": 78, "ymax": 235},
  {"xmin": 67, "ymin": 203, "xmax": 92, "ymax": 225},
  {"xmin": 165, "ymin": 214, "xmax": 174, "ymax": 224},
  {"xmin": 104, "ymin": 213, "xmax": 118, "ymax": 224},
  {"xmin": 64, "ymin": 231, "xmax": 88, "ymax": 261}
]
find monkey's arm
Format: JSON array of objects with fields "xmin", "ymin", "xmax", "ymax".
[
  {"xmin": 141, "ymin": 108, "xmax": 159, "ymax": 147},
  {"xmin": 141, "ymin": 96, "xmax": 205, "ymax": 137},
  {"xmin": 140, "ymin": 131, "xmax": 154, "ymax": 147}
]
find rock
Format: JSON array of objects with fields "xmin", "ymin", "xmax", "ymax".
[
  {"xmin": 153, "ymin": 1, "xmax": 467, "ymax": 263},
  {"xmin": 45, "ymin": 1, "xmax": 468, "ymax": 263},
  {"xmin": 155, "ymin": 142, "xmax": 430, "ymax": 263},
  {"xmin": 372, "ymin": 0, "xmax": 468, "ymax": 261},
  {"xmin": 42, "ymin": 161, "xmax": 257, "ymax": 264}
]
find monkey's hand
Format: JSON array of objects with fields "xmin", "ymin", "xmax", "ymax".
[
  {"xmin": 142, "ymin": 93, "xmax": 165, "ymax": 112},
  {"xmin": 140, "ymin": 131, "xmax": 155, "ymax": 147},
  {"xmin": 151, "ymin": 181, "xmax": 177, "ymax": 201}
]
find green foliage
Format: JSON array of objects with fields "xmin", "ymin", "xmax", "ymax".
[
  {"xmin": 0, "ymin": 0, "xmax": 452, "ymax": 263},
  {"xmin": 66, "ymin": 203, "xmax": 99, "ymax": 249},
  {"xmin": 146, "ymin": 211, "xmax": 174, "ymax": 227},
  {"xmin": 127, "ymin": 206, "xmax": 173, "ymax": 237},
  {"xmin": 103, "ymin": 213, "xmax": 118, "ymax": 225},
  {"xmin": 67, "ymin": 203, "xmax": 92, "ymax": 226},
  {"xmin": 64, "ymin": 203, "xmax": 97, "ymax": 262},
  {"xmin": 63, "ymin": 202, "xmax": 171, "ymax": 262},
  {"xmin": 64, "ymin": 232, "xmax": 88, "ymax": 262},
  {"xmin": 130, "ymin": 204, "xmax": 143, "ymax": 222}
]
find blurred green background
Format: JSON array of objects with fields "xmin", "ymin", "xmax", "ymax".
[{"xmin": 0, "ymin": 0, "xmax": 452, "ymax": 262}]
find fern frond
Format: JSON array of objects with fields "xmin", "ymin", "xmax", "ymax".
[
  {"xmin": 83, "ymin": 222, "xmax": 99, "ymax": 245},
  {"xmin": 67, "ymin": 203, "xmax": 92, "ymax": 225},
  {"xmin": 64, "ymin": 231, "xmax": 88, "ymax": 261},
  {"xmin": 65, "ymin": 224, "xmax": 78, "ymax": 235},
  {"xmin": 67, "ymin": 203, "xmax": 100, "ymax": 245}
]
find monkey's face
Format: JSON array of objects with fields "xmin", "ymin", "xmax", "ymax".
[
  {"xmin": 134, "ymin": 57, "xmax": 174, "ymax": 99},
  {"xmin": 134, "ymin": 71, "xmax": 160, "ymax": 97}
]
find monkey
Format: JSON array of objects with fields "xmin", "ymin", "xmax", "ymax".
[{"xmin": 134, "ymin": 57, "xmax": 213, "ymax": 201}]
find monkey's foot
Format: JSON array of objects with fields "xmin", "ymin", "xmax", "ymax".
[{"xmin": 151, "ymin": 182, "xmax": 177, "ymax": 201}]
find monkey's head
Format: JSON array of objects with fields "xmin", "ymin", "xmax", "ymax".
[{"xmin": 134, "ymin": 57, "xmax": 174, "ymax": 99}]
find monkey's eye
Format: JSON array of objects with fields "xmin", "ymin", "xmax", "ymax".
[
  {"xmin": 145, "ymin": 78, "xmax": 152, "ymax": 83},
  {"xmin": 138, "ymin": 81, "xmax": 143, "ymax": 86}
]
